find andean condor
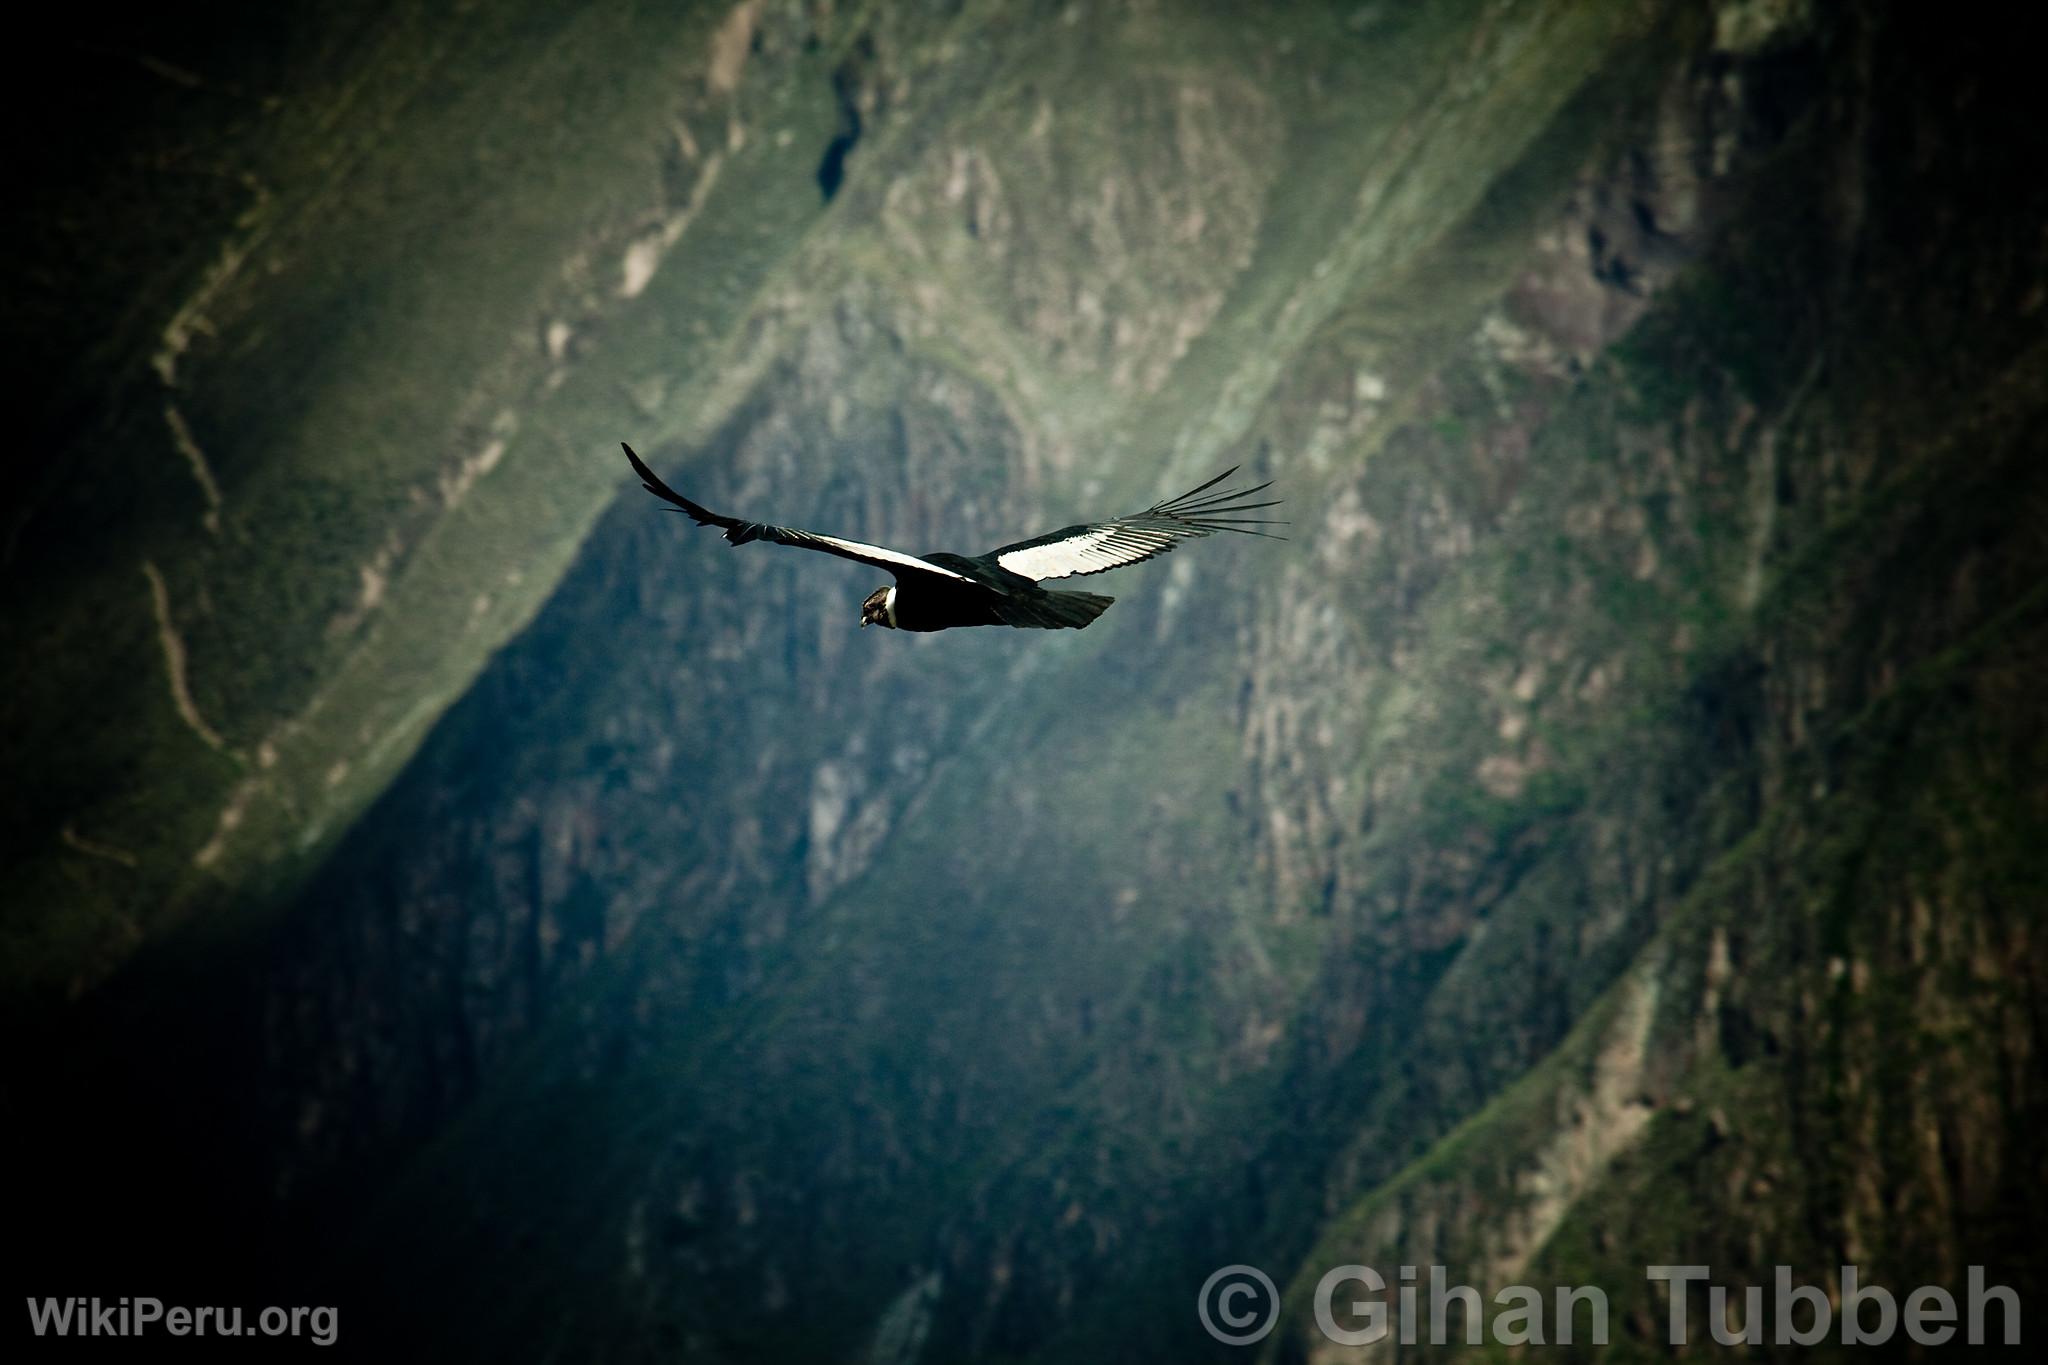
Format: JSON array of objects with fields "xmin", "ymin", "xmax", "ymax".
[{"xmin": 622, "ymin": 443, "xmax": 1282, "ymax": 632}]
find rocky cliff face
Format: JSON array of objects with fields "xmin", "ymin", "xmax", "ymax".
[{"xmin": 11, "ymin": 2, "xmax": 2045, "ymax": 1362}]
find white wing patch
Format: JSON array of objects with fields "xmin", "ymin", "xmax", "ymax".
[
  {"xmin": 798, "ymin": 532, "xmax": 975, "ymax": 582},
  {"xmin": 996, "ymin": 522, "xmax": 1190, "ymax": 581},
  {"xmin": 622, "ymin": 443, "xmax": 983, "ymax": 585}
]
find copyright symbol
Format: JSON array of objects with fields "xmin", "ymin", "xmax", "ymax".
[{"xmin": 1198, "ymin": 1264, "xmax": 1279, "ymax": 1346}]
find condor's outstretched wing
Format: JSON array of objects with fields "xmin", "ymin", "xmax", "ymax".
[
  {"xmin": 623, "ymin": 444, "xmax": 973, "ymax": 584},
  {"xmin": 988, "ymin": 467, "xmax": 1285, "ymax": 582}
]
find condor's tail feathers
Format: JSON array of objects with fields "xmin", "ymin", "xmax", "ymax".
[
  {"xmin": 1039, "ymin": 589, "xmax": 1116, "ymax": 629},
  {"xmin": 991, "ymin": 589, "xmax": 1116, "ymax": 630}
]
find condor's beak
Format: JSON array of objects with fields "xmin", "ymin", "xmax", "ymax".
[{"xmin": 860, "ymin": 617, "xmax": 868, "ymax": 628}]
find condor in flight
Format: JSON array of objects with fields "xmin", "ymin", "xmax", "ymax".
[{"xmin": 622, "ymin": 444, "xmax": 1282, "ymax": 632}]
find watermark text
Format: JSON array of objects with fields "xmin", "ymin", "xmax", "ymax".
[{"xmin": 25, "ymin": 1297, "xmax": 337, "ymax": 1347}]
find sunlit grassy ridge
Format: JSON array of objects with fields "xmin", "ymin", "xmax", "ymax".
[{"xmin": 7, "ymin": 0, "xmax": 853, "ymax": 1001}]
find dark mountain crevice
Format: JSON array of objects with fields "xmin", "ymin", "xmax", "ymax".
[{"xmin": 816, "ymin": 35, "xmax": 875, "ymax": 201}]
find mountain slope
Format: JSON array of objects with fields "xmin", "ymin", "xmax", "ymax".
[{"xmin": 11, "ymin": 3, "xmax": 2044, "ymax": 1363}]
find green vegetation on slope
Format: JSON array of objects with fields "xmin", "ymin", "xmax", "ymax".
[
  {"xmin": 7, "ymin": 0, "xmax": 868, "ymax": 1003},
  {"xmin": 13, "ymin": 5, "xmax": 2045, "ymax": 1365}
]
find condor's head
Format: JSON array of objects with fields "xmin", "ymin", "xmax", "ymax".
[{"xmin": 860, "ymin": 586, "xmax": 897, "ymax": 629}]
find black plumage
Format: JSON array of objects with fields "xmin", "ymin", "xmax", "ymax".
[{"xmin": 621, "ymin": 443, "xmax": 1282, "ymax": 632}]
